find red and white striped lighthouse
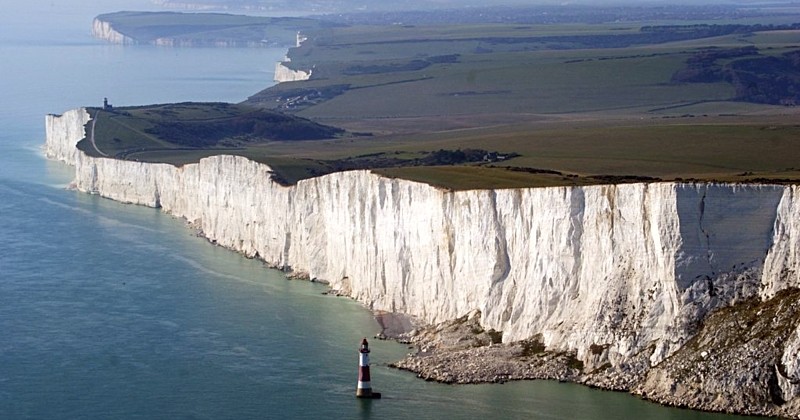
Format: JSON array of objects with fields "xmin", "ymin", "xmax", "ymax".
[{"xmin": 356, "ymin": 338, "xmax": 381, "ymax": 398}]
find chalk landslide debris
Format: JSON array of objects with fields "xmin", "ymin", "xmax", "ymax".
[
  {"xmin": 389, "ymin": 311, "xmax": 583, "ymax": 385},
  {"xmin": 390, "ymin": 292, "xmax": 800, "ymax": 418}
]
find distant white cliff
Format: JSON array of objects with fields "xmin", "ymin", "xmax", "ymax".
[
  {"xmin": 274, "ymin": 62, "xmax": 311, "ymax": 82},
  {"xmin": 272, "ymin": 32, "xmax": 311, "ymax": 82},
  {"xmin": 92, "ymin": 17, "xmax": 286, "ymax": 48},
  {"xmin": 44, "ymin": 108, "xmax": 91, "ymax": 164},
  {"xmin": 92, "ymin": 18, "xmax": 137, "ymax": 45},
  {"xmin": 46, "ymin": 109, "xmax": 800, "ymax": 413}
]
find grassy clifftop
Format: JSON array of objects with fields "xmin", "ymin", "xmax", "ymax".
[
  {"xmin": 249, "ymin": 23, "xmax": 800, "ymax": 117},
  {"xmin": 89, "ymin": 9, "xmax": 800, "ymax": 189},
  {"xmin": 241, "ymin": 21, "xmax": 800, "ymax": 188},
  {"xmin": 79, "ymin": 102, "xmax": 344, "ymax": 167}
]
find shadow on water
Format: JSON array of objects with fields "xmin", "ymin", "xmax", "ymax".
[{"xmin": 357, "ymin": 398, "xmax": 374, "ymax": 419}]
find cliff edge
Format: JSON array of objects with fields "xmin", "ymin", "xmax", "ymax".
[{"xmin": 46, "ymin": 108, "xmax": 800, "ymax": 417}]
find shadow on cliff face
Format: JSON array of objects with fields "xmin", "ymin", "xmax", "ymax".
[
  {"xmin": 384, "ymin": 289, "xmax": 800, "ymax": 417},
  {"xmin": 374, "ymin": 310, "xmax": 419, "ymax": 339},
  {"xmin": 633, "ymin": 288, "xmax": 800, "ymax": 417}
]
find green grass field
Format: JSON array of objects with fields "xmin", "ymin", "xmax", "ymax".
[
  {"xmin": 254, "ymin": 116, "xmax": 800, "ymax": 188},
  {"xmin": 79, "ymin": 102, "xmax": 344, "ymax": 162},
  {"xmin": 236, "ymin": 23, "xmax": 800, "ymax": 188},
  {"xmin": 253, "ymin": 25, "xmax": 800, "ymax": 119},
  {"xmin": 91, "ymin": 19, "xmax": 800, "ymax": 189}
]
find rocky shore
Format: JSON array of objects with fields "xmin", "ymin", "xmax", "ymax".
[
  {"xmin": 634, "ymin": 288, "xmax": 800, "ymax": 418},
  {"xmin": 385, "ymin": 290, "xmax": 800, "ymax": 418},
  {"xmin": 388, "ymin": 311, "xmax": 583, "ymax": 384}
]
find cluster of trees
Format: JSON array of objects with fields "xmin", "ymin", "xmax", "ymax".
[
  {"xmin": 728, "ymin": 50, "xmax": 800, "ymax": 105},
  {"xmin": 673, "ymin": 47, "xmax": 800, "ymax": 105},
  {"xmin": 343, "ymin": 55, "xmax": 459, "ymax": 76},
  {"xmin": 642, "ymin": 23, "xmax": 800, "ymax": 35},
  {"xmin": 320, "ymin": 149, "xmax": 519, "ymax": 173},
  {"xmin": 671, "ymin": 46, "xmax": 759, "ymax": 83}
]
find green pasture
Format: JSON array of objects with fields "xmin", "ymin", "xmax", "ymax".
[
  {"xmin": 261, "ymin": 23, "xmax": 800, "ymax": 121},
  {"xmin": 485, "ymin": 122, "xmax": 800, "ymax": 180},
  {"xmin": 369, "ymin": 120, "xmax": 800, "ymax": 189},
  {"xmin": 84, "ymin": 108, "xmax": 169, "ymax": 157},
  {"xmin": 254, "ymin": 26, "xmax": 797, "ymax": 120},
  {"xmin": 81, "ymin": 102, "xmax": 343, "ymax": 161},
  {"xmin": 295, "ymin": 23, "xmax": 642, "ymax": 63},
  {"xmin": 278, "ymin": 47, "xmax": 735, "ymax": 119},
  {"xmin": 197, "ymin": 117, "xmax": 800, "ymax": 188},
  {"xmin": 93, "ymin": 20, "xmax": 800, "ymax": 189}
]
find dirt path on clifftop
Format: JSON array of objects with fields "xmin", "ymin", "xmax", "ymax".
[{"xmin": 89, "ymin": 111, "xmax": 108, "ymax": 158}]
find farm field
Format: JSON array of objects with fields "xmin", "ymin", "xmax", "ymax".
[
  {"xmin": 92, "ymin": 16, "xmax": 800, "ymax": 189},
  {"xmin": 248, "ymin": 22, "xmax": 800, "ymax": 188}
]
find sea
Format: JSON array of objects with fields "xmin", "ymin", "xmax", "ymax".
[{"xmin": 0, "ymin": 1, "xmax": 758, "ymax": 419}]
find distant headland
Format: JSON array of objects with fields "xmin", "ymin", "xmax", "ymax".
[
  {"xmin": 91, "ymin": 11, "xmax": 341, "ymax": 47},
  {"xmin": 89, "ymin": 6, "xmax": 800, "ymax": 189}
]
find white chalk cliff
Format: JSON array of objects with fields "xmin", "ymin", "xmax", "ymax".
[
  {"xmin": 274, "ymin": 62, "xmax": 311, "ymax": 82},
  {"xmin": 92, "ymin": 17, "xmax": 283, "ymax": 48},
  {"xmin": 46, "ymin": 109, "xmax": 800, "ymax": 412},
  {"xmin": 44, "ymin": 108, "xmax": 91, "ymax": 164},
  {"xmin": 92, "ymin": 18, "xmax": 137, "ymax": 45}
]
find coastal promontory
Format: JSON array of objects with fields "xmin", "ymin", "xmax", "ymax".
[
  {"xmin": 61, "ymin": 4, "xmax": 800, "ymax": 417},
  {"xmin": 46, "ymin": 107, "xmax": 800, "ymax": 417}
]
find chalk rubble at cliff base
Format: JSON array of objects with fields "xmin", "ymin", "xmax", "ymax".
[
  {"xmin": 45, "ymin": 108, "xmax": 800, "ymax": 418},
  {"xmin": 391, "ymin": 292, "xmax": 800, "ymax": 417},
  {"xmin": 389, "ymin": 311, "xmax": 585, "ymax": 385}
]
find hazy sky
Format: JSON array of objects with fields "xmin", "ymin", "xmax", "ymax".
[{"xmin": 0, "ymin": 1, "xmax": 149, "ymax": 44}]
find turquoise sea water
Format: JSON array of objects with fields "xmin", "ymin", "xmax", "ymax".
[{"xmin": 0, "ymin": 2, "xmax": 759, "ymax": 419}]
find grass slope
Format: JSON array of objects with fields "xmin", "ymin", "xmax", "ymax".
[
  {"xmin": 88, "ymin": 17, "xmax": 800, "ymax": 189},
  {"xmin": 250, "ymin": 24, "xmax": 800, "ymax": 119},
  {"xmin": 78, "ymin": 102, "xmax": 344, "ymax": 164},
  {"xmin": 239, "ymin": 22, "xmax": 800, "ymax": 188}
]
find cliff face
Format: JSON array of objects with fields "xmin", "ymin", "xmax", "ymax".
[
  {"xmin": 92, "ymin": 18, "xmax": 136, "ymax": 45},
  {"xmin": 763, "ymin": 185, "xmax": 800, "ymax": 296},
  {"xmin": 44, "ymin": 108, "xmax": 90, "ymax": 164},
  {"xmin": 47, "ymin": 109, "xmax": 800, "ymax": 415},
  {"xmin": 91, "ymin": 17, "xmax": 280, "ymax": 48},
  {"xmin": 633, "ymin": 287, "xmax": 800, "ymax": 417},
  {"xmin": 274, "ymin": 62, "xmax": 311, "ymax": 82}
]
